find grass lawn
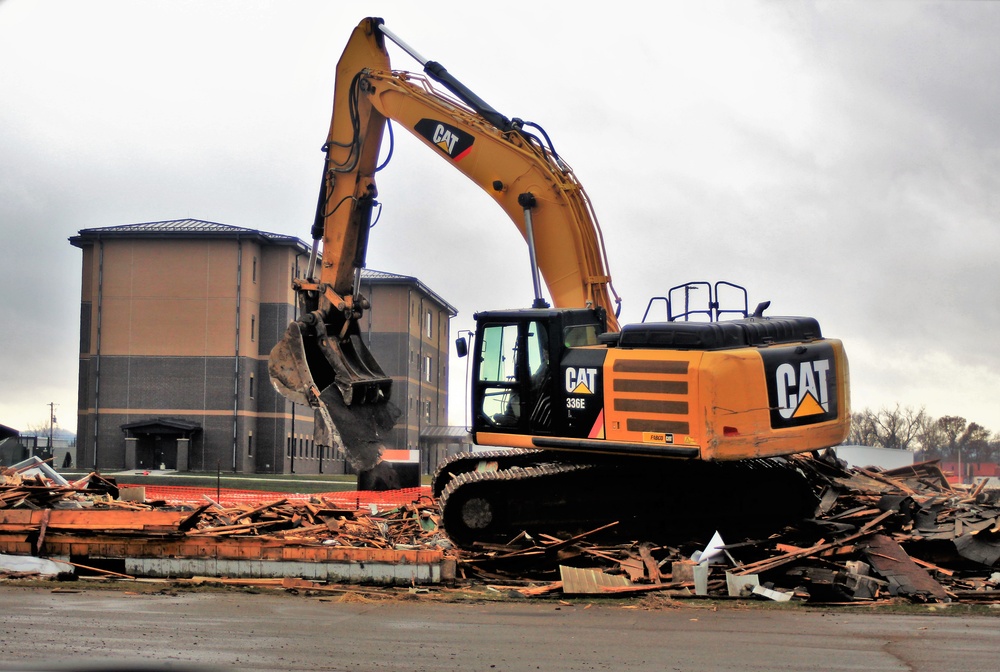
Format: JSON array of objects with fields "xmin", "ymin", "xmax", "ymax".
[{"xmin": 63, "ymin": 471, "xmax": 361, "ymax": 494}]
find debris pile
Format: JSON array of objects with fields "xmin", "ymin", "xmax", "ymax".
[
  {"xmin": 178, "ymin": 495, "xmax": 447, "ymax": 549},
  {"xmin": 0, "ymin": 463, "xmax": 446, "ymax": 551},
  {"xmin": 453, "ymin": 452, "xmax": 1000, "ymax": 604},
  {"xmin": 2, "ymin": 460, "xmax": 450, "ymax": 584},
  {"xmin": 4, "ymin": 452, "xmax": 1000, "ymax": 605}
]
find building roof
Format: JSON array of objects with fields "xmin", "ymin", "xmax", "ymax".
[
  {"xmin": 121, "ymin": 417, "xmax": 202, "ymax": 435},
  {"xmin": 361, "ymin": 268, "xmax": 458, "ymax": 316},
  {"xmin": 70, "ymin": 219, "xmax": 310, "ymax": 252},
  {"xmin": 420, "ymin": 425, "xmax": 472, "ymax": 439}
]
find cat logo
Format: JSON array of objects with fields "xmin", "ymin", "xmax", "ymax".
[
  {"xmin": 565, "ymin": 367, "xmax": 598, "ymax": 395},
  {"xmin": 761, "ymin": 344, "xmax": 839, "ymax": 428},
  {"xmin": 414, "ymin": 119, "xmax": 475, "ymax": 161},
  {"xmin": 775, "ymin": 359, "xmax": 831, "ymax": 419}
]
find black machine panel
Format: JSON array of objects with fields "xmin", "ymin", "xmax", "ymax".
[{"xmin": 616, "ymin": 316, "xmax": 822, "ymax": 350}]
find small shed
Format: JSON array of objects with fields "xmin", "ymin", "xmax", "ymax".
[
  {"xmin": 420, "ymin": 425, "xmax": 474, "ymax": 473},
  {"xmin": 833, "ymin": 445, "xmax": 915, "ymax": 471}
]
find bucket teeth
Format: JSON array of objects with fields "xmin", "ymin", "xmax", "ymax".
[{"xmin": 267, "ymin": 318, "xmax": 398, "ymax": 471}]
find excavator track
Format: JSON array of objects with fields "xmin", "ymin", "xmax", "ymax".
[
  {"xmin": 431, "ymin": 448, "xmax": 554, "ymax": 498},
  {"xmin": 436, "ymin": 452, "xmax": 820, "ymax": 549}
]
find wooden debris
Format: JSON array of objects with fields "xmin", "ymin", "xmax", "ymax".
[{"xmin": 4, "ymin": 451, "xmax": 1000, "ymax": 605}]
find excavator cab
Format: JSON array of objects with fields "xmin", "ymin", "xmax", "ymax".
[{"xmin": 470, "ymin": 308, "xmax": 607, "ymax": 441}]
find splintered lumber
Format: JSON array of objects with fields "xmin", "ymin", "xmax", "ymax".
[
  {"xmin": 186, "ymin": 521, "xmax": 283, "ymax": 536},
  {"xmin": 597, "ymin": 581, "xmax": 693, "ymax": 596},
  {"xmin": 539, "ymin": 522, "xmax": 620, "ymax": 553},
  {"xmin": 618, "ymin": 557, "xmax": 646, "ymax": 582},
  {"xmin": 516, "ymin": 581, "xmax": 564, "ymax": 596},
  {"xmin": 856, "ymin": 468, "xmax": 918, "ymax": 496},
  {"xmin": 909, "ymin": 556, "xmax": 954, "ymax": 577},
  {"xmin": 65, "ymin": 560, "xmax": 135, "ymax": 580},
  {"xmin": 732, "ymin": 529, "xmax": 874, "ymax": 576},
  {"xmin": 638, "ymin": 543, "xmax": 663, "ymax": 583},
  {"xmin": 239, "ymin": 499, "xmax": 289, "ymax": 520}
]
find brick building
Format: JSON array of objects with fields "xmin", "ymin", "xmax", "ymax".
[
  {"xmin": 358, "ymin": 270, "xmax": 461, "ymax": 474},
  {"xmin": 70, "ymin": 219, "xmax": 460, "ymax": 474}
]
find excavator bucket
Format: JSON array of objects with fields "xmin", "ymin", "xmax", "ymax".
[{"xmin": 268, "ymin": 319, "xmax": 399, "ymax": 472}]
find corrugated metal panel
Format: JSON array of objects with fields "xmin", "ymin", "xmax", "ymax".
[{"xmin": 559, "ymin": 565, "xmax": 631, "ymax": 594}]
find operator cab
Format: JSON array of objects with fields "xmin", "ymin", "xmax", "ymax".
[{"xmin": 461, "ymin": 308, "xmax": 607, "ymax": 440}]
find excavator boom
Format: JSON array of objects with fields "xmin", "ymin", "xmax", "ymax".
[{"xmin": 269, "ymin": 17, "xmax": 622, "ymax": 470}]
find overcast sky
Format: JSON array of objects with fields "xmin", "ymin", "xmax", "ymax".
[{"xmin": 2, "ymin": 0, "xmax": 998, "ymax": 439}]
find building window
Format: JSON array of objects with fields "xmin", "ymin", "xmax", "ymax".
[
  {"xmin": 249, "ymin": 373, "xmax": 255, "ymax": 399},
  {"xmin": 252, "ymin": 256, "xmax": 257, "ymax": 283},
  {"xmin": 425, "ymin": 399, "xmax": 432, "ymax": 421},
  {"xmin": 426, "ymin": 310, "xmax": 433, "ymax": 338},
  {"xmin": 250, "ymin": 315, "xmax": 256, "ymax": 342},
  {"xmin": 423, "ymin": 355, "xmax": 433, "ymax": 383},
  {"xmin": 286, "ymin": 436, "xmax": 291, "ymax": 457},
  {"xmin": 248, "ymin": 432, "xmax": 253, "ymax": 456}
]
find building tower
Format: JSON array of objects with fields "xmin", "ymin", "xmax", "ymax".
[{"xmin": 71, "ymin": 219, "xmax": 461, "ymax": 474}]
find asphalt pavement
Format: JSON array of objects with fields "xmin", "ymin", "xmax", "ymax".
[{"xmin": 1, "ymin": 587, "xmax": 998, "ymax": 672}]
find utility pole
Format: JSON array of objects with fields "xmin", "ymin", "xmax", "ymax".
[{"xmin": 48, "ymin": 402, "xmax": 58, "ymax": 457}]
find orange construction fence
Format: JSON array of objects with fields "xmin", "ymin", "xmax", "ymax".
[{"xmin": 122, "ymin": 484, "xmax": 432, "ymax": 511}]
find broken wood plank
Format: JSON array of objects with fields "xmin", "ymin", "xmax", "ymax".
[
  {"xmin": 638, "ymin": 542, "xmax": 663, "ymax": 584},
  {"xmin": 65, "ymin": 560, "xmax": 135, "ymax": 580},
  {"xmin": 733, "ymin": 528, "xmax": 876, "ymax": 576},
  {"xmin": 539, "ymin": 522, "xmax": 619, "ymax": 554},
  {"xmin": 516, "ymin": 581, "xmax": 564, "ymax": 596},
  {"xmin": 909, "ymin": 556, "xmax": 955, "ymax": 577}
]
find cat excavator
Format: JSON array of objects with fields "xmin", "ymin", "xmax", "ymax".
[{"xmin": 268, "ymin": 18, "xmax": 851, "ymax": 548}]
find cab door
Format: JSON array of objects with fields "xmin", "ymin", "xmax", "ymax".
[{"xmin": 472, "ymin": 319, "xmax": 552, "ymax": 435}]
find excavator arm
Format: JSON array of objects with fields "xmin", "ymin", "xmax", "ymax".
[
  {"xmin": 269, "ymin": 18, "xmax": 621, "ymax": 471},
  {"xmin": 354, "ymin": 69, "xmax": 622, "ymax": 324}
]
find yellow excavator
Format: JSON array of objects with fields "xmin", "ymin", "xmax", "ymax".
[{"xmin": 269, "ymin": 18, "xmax": 851, "ymax": 547}]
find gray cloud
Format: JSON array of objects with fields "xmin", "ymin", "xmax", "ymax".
[{"xmin": 1, "ymin": 0, "xmax": 998, "ymax": 434}]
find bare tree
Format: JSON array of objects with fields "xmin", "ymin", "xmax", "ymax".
[
  {"xmin": 850, "ymin": 408, "xmax": 998, "ymax": 464},
  {"xmin": 936, "ymin": 415, "xmax": 968, "ymax": 462},
  {"xmin": 963, "ymin": 423, "xmax": 993, "ymax": 462},
  {"xmin": 846, "ymin": 405, "xmax": 927, "ymax": 450},
  {"xmin": 21, "ymin": 421, "xmax": 51, "ymax": 438},
  {"xmin": 847, "ymin": 411, "xmax": 879, "ymax": 446},
  {"xmin": 915, "ymin": 414, "xmax": 945, "ymax": 459}
]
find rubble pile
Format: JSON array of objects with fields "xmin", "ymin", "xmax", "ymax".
[
  {"xmin": 0, "ymin": 464, "xmax": 446, "ymax": 550},
  {"xmin": 455, "ymin": 452, "xmax": 1000, "ymax": 604},
  {"xmin": 4, "ymin": 452, "xmax": 1000, "ymax": 605},
  {"xmin": 179, "ymin": 496, "xmax": 447, "ymax": 549}
]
